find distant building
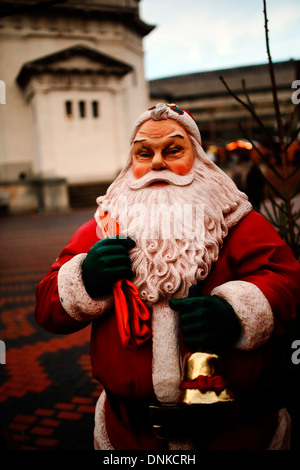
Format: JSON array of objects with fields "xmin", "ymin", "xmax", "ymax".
[
  {"xmin": 148, "ymin": 60, "xmax": 300, "ymax": 203},
  {"xmin": 149, "ymin": 60, "xmax": 300, "ymax": 145},
  {"xmin": 0, "ymin": 0, "xmax": 154, "ymax": 212}
]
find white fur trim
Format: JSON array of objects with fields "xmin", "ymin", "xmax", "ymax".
[
  {"xmin": 211, "ymin": 281, "xmax": 274, "ymax": 350},
  {"xmin": 94, "ymin": 391, "xmax": 114, "ymax": 450},
  {"xmin": 266, "ymin": 408, "xmax": 291, "ymax": 450},
  {"xmin": 151, "ymin": 299, "xmax": 181, "ymax": 403},
  {"xmin": 130, "ymin": 103, "xmax": 202, "ymax": 146},
  {"xmin": 57, "ymin": 254, "xmax": 113, "ymax": 322}
]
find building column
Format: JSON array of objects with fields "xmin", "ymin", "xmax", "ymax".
[{"xmin": 31, "ymin": 91, "xmax": 55, "ymax": 177}]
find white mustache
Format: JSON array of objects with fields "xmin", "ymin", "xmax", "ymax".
[{"xmin": 127, "ymin": 170, "xmax": 194, "ymax": 190}]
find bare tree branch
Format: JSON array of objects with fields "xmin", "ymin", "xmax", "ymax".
[
  {"xmin": 219, "ymin": 0, "xmax": 299, "ymax": 258},
  {"xmin": 219, "ymin": 75, "xmax": 277, "ymax": 151}
]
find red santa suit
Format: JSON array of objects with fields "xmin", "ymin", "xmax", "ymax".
[
  {"xmin": 35, "ymin": 103, "xmax": 300, "ymax": 450},
  {"xmin": 35, "ymin": 209, "xmax": 300, "ymax": 450}
]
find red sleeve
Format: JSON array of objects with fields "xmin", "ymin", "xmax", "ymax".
[
  {"xmin": 34, "ymin": 218, "xmax": 101, "ymax": 334},
  {"xmin": 229, "ymin": 211, "xmax": 300, "ymax": 335},
  {"xmin": 210, "ymin": 211, "xmax": 300, "ymax": 390}
]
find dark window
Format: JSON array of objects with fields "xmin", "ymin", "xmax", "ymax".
[
  {"xmin": 65, "ymin": 100, "xmax": 73, "ymax": 119},
  {"xmin": 79, "ymin": 100, "xmax": 86, "ymax": 118},
  {"xmin": 92, "ymin": 100, "xmax": 99, "ymax": 118}
]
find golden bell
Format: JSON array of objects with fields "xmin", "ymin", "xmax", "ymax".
[{"xmin": 176, "ymin": 352, "xmax": 235, "ymax": 405}]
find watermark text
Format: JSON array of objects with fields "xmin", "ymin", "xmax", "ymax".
[
  {"xmin": 0, "ymin": 340, "xmax": 6, "ymax": 364},
  {"xmin": 291, "ymin": 340, "xmax": 300, "ymax": 365},
  {"xmin": 97, "ymin": 197, "xmax": 205, "ymax": 248},
  {"xmin": 291, "ymin": 80, "xmax": 300, "ymax": 105},
  {"xmin": 0, "ymin": 80, "xmax": 5, "ymax": 104}
]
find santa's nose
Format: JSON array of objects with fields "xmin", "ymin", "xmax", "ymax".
[{"xmin": 151, "ymin": 152, "xmax": 167, "ymax": 171}]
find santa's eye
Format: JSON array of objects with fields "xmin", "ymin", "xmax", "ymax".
[
  {"xmin": 164, "ymin": 146, "xmax": 183, "ymax": 158},
  {"xmin": 134, "ymin": 150, "xmax": 152, "ymax": 161},
  {"xmin": 137, "ymin": 153, "xmax": 152, "ymax": 160}
]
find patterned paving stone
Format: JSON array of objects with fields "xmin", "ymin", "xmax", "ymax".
[{"xmin": 0, "ymin": 208, "xmax": 101, "ymax": 450}]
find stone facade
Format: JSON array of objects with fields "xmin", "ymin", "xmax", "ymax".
[{"xmin": 0, "ymin": 0, "xmax": 153, "ymax": 211}]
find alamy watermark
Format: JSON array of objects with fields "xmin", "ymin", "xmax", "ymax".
[
  {"xmin": 97, "ymin": 197, "xmax": 205, "ymax": 248},
  {"xmin": 0, "ymin": 340, "xmax": 6, "ymax": 364},
  {"xmin": 0, "ymin": 80, "xmax": 5, "ymax": 104},
  {"xmin": 291, "ymin": 80, "xmax": 300, "ymax": 105},
  {"xmin": 291, "ymin": 340, "xmax": 300, "ymax": 365}
]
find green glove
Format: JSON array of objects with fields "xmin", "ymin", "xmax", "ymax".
[
  {"xmin": 169, "ymin": 288, "xmax": 241, "ymax": 353},
  {"xmin": 82, "ymin": 236, "xmax": 136, "ymax": 298}
]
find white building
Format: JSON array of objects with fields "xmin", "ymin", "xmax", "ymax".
[{"xmin": 0, "ymin": 0, "xmax": 154, "ymax": 212}]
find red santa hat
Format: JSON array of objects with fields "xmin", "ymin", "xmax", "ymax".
[{"xmin": 130, "ymin": 103, "xmax": 202, "ymax": 145}]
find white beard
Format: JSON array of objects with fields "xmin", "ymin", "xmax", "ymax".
[{"xmin": 95, "ymin": 138, "xmax": 251, "ymax": 306}]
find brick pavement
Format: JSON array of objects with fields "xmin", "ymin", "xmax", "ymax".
[{"xmin": 0, "ymin": 208, "xmax": 102, "ymax": 450}]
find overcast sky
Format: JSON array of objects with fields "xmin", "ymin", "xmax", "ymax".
[{"xmin": 140, "ymin": 0, "xmax": 300, "ymax": 80}]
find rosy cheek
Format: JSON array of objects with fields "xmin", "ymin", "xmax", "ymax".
[
  {"xmin": 132, "ymin": 163, "xmax": 149, "ymax": 179},
  {"xmin": 170, "ymin": 159, "xmax": 193, "ymax": 176}
]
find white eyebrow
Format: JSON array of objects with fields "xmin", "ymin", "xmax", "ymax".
[
  {"xmin": 168, "ymin": 133, "xmax": 185, "ymax": 139},
  {"xmin": 133, "ymin": 133, "xmax": 185, "ymax": 144}
]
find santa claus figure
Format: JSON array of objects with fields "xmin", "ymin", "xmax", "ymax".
[{"xmin": 35, "ymin": 103, "xmax": 300, "ymax": 450}]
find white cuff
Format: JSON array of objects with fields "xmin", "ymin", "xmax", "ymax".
[
  {"xmin": 57, "ymin": 254, "xmax": 114, "ymax": 322},
  {"xmin": 211, "ymin": 281, "xmax": 274, "ymax": 350}
]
